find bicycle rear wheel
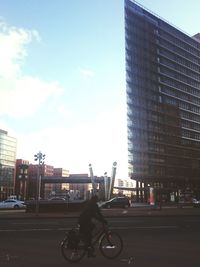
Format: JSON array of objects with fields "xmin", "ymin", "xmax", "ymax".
[
  {"xmin": 61, "ymin": 237, "xmax": 86, "ymax": 263},
  {"xmin": 99, "ymin": 231, "xmax": 123, "ymax": 259}
]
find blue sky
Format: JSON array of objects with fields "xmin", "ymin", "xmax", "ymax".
[{"xmin": 0, "ymin": 0, "xmax": 200, "ymax": 178}]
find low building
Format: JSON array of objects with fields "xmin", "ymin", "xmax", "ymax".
[{"xmin": 28, "ymin": 164, "xmax": 54, "ymax": 199}]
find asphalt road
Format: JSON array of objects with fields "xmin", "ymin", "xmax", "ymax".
[{"xmin": 0, "ymin": 216, "xmax": 200, "ymax": 267}]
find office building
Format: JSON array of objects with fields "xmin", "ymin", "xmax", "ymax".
[
  {"xmin": 125, "ymin": 0, "xmax": 200, "ymax": 201},
  {"xmin": 28, "ymin": 163, "xmax": 54, "ymax": 199},
  {"xmin": 0, "ymin": 129, "xmax": 17, "ymax": 200},
  {"xmin": 15, "ymin": 159, "xmax": 29, "ymax": 200},
  {"xmin": 52, "ymin": 168, "xmax": 70, "ymax": 198}
]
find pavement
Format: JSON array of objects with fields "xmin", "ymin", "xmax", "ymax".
[{"xmin": 0, "ymin": 203, "xmax": 200, "ymax": 219}]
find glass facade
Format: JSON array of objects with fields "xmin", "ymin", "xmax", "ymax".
[
  {"xmin": 125, "ymin": 0, "xmax": 200, "ymax": 199},
  {"xmin": 0, "ymin": 129, "xmax": 17, "ymax": 200}
]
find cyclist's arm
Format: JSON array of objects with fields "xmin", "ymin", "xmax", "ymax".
[{"xmin": 94, "ymin": 205, "xmax": 107, "ymax": 224}]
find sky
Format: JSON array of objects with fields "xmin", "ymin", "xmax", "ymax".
[{"xmin": 0, "ymin": 0, "xmax": 200, "ymax": 179}]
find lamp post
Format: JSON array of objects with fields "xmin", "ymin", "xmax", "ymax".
[{"xmin": 34, "ymin": 151, "xmax": 45, "ymax": 215}]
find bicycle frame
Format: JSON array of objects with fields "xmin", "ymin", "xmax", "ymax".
[
  {"xmin": 91, "ymin": 225, "xmax": 109, "ymax": 247},
  {"xmin": 61, "ymin": 224, "xmax": 123, "ymax": 262}
]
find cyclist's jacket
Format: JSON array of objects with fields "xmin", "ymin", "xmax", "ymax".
[{"xmin": 78, "ymin": 200, "xmax": 106, "ymax": 225}]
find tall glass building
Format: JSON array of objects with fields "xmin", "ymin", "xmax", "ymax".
[
  {"xmin": 125, "ymin": 0, "xmax": 200, "ymax": 201},
  {"xmin": 0, "ymin": 129, "xmax": 17, "ymax": 200}
]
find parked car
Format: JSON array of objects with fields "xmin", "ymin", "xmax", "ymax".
[
  {"xmin": 0, "ymin": 199, "xmax": 26, "ymax": 209},
  {"xmin": 99, "ymin": 197, "xmax": 130, "ymax": 209},
  {"xmin": 193, "ymin": 199, "xmax": 200, "ymax": 208}
]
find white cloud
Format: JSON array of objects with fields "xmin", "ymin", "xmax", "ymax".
[
  {"xmin": 0, "ymin": 20, "xmax": 38, "ymax": 78},
  {"xmin": 57, "ymin": 105, "xmax": 72, "ymax": 119},
  {"xmin": 0, "ymin": 20, "xmax": 64, "ymax": 118},
  {"xmin": 16, "ymin": 105, "xmax": 128, "ymax": 178},
  {"xmin": 0, "ymin": 76, "xmax": 63, "ymax": 118},
  {"xmin": 80, "ymin": 68, "xmax": 94, "ymax": 79}
]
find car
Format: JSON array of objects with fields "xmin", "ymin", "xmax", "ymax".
[
  {"xmin": 193, "ymin": 199, "xmax": 200, "ymax": 208},
  {"xmin": 100, "ymin": 197, "xmax": 130, "ymax": 209},
  {"xmin": 0, "ymin": 199, "xmax": 26, "ymax": 209}
]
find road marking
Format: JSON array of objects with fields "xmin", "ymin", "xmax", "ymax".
[
  {"xmin": 0, "ymin": 228, "xmax": 66, "ymax": 232},
  {"xmin": 11, "ymin": 221, "xmax": 60, "ymax": 225},
  {"xmin": 120, "ymin": 257, "xmax": 134, "ymax": 264},
  {"xmin": 112, "ymin": 226, "xmax": 178, "ymax": 230},
  {"xmin": 0, "ymin": 225, "xmax": 178, "ymax": 232},
  {"xmin": 122, "ymin": 210, "xmax": 128, "ymax": 214}
]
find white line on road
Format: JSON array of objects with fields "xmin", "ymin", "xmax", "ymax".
[
  {"xmin": 0, "ymin": 225, "xmax": 178, "ymax": 232},
  {"xmin": 113, "ymin": 226, "xmax": 178, "ymax": 230},
  {"xmin": 0, "ymin": 228, "xmax": 66, "ymax": 232}
]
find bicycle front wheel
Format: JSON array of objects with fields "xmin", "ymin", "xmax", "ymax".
[
  {"xmin": 99, "ymin": 231, "xmax": 123, "ymax": 259},
  {"xmin": 61, "ymin": 237, "xmax": 86, "ymax": 263}
]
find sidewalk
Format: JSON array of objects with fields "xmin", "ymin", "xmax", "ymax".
[{"xmin": 0, "ymin": 204, "xmax": 200, "ymax": 219}]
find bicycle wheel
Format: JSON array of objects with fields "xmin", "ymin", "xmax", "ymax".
[
  {"xmin": 61, "ymin": 236, "xmax": 86, "ymax": 263},
  {"xmin": 99, "ymin": 231, "xmax": 123, "ymax": 259}
]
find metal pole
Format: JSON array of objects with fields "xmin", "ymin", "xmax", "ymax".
[
  {"xmin": 104, "ymin": 172, "xmax": 108, "ymax": 201},
  {"xmin": 35, "ymin": 162, "xmax": 40, "ymax": 215},
  {"xmin": 89, "ymin": 164, "xmax": 97, "ymax": 196},
  {"xmin": 108, "ymin": 162, "xmax": 117, "ymax": 199},
  {"xmin": 34, "ymin": 152, "xmax": 45, "ymax": 216}
]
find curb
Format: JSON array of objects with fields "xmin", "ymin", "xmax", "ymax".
[{"xmin": 0, "ymin": 207, "xmax": 200, "ymax": 220}]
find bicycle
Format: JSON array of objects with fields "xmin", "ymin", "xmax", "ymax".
[{"xmin": 60, "ymin": 223, "xmax": 123, "ymax": 262}]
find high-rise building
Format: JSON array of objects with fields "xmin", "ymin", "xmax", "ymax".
[
  {"xmin": 125, "ymin": 0, "xmax": 200, "ymax": 201},
  {"xmin": 0, "ymin": 129, "xmax": 17, "ymax": 200}
]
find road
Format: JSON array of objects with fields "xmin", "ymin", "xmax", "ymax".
[{"xmin": 0, "ymin": 215, "xmax": 200, "ymax": 266}]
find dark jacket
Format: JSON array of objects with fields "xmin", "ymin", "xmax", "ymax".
[{"xmin": 78, "ymin": 199, "xmax": 106, "ymax": 225}]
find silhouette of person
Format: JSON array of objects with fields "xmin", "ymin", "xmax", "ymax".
[{"xmin": 78, "ymin": 194, "xmax": 107, "ymax": 257}]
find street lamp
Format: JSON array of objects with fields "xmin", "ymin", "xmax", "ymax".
[{"xmin": 34, "ymin": 151, "xmax": 45, "ymax": 215}]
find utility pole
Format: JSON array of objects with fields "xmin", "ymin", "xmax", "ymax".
[{"xmin": 34, "ymin": 151, "xmax": 45, "ymax": 216}]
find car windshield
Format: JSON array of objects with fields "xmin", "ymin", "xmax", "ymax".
[
  {"xmin": 110, "ymin": 198, "xmax": 117, "ymax": 202},
  {"xmin": 109, "ymin": 197, "xmax": 127, "ymax": 202}
]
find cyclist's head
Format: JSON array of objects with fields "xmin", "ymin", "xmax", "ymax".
[{"xmin": 91, "ymin": 194, "xmax": 99, "ymax": 203}]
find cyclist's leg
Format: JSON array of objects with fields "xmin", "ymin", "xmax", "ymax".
[
  {"xmin": 80, "ymin": 223, "xmax": 96, "ymax": 257},
  {"xmin": 86, "ymin": 233, "xmax": 96, "ymax": 257}
]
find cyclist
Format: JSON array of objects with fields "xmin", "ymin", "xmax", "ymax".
[{"xmin": 78, "ymin": 194, "xmax": 107, "ymax": 257}]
